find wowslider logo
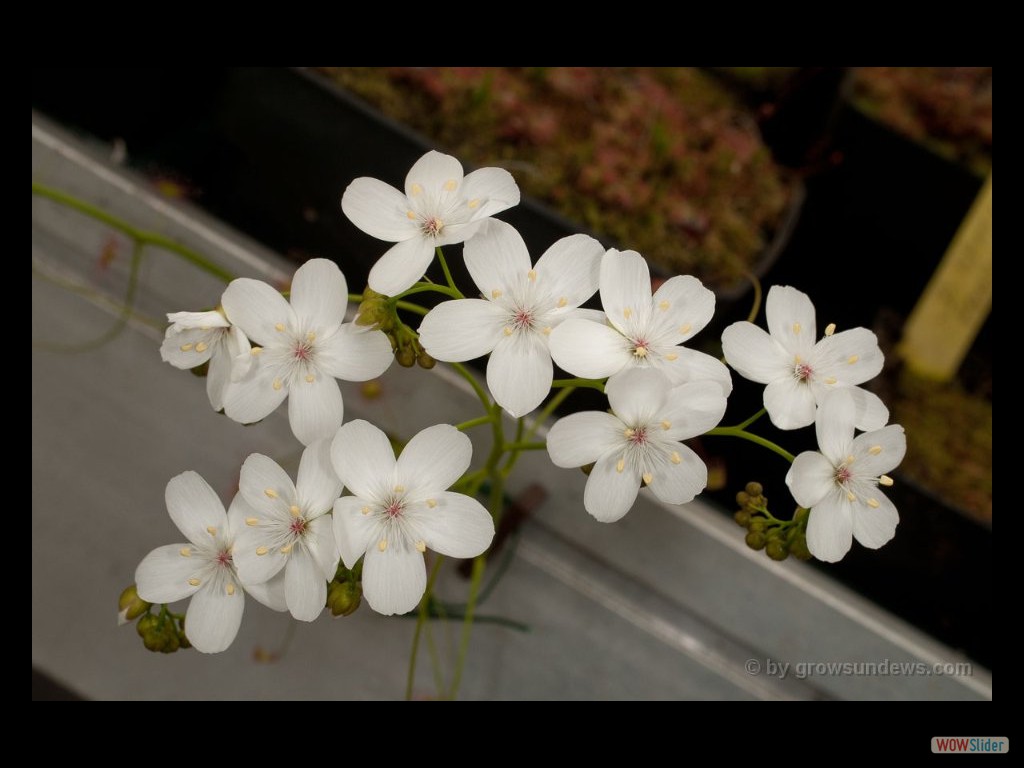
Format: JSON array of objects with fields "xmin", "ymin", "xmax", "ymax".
[{"xmin": 932, "ymin": 738, "xmax": 1008, "ymax": 754}]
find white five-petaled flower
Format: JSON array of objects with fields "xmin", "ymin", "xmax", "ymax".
[
  {"xmin": 331, "ymin": 421, "xmax": 495, "ymax": 616},
  {"xmin": 134, "ymin": 471, "xmax": 286, "ymax": 654},
  {"xmin": 221, "ymin": 258, "xmax": 393, "ymax": 446},
  {"xmin": 549, "ymin": 249, "xmax": 732, "ymax": 395},
  {"xmin": 233, "ymin": 440, "xmax": 343, "ymax": 622},
  {"xmin": 160, "ymin": 309, "xmax": 252, "ymax": 411},
  {"xmin": 341, "ymin": 150, "xmax": 520, "ymax": 296},
  {"xmin": 417, "ymin": 220, "xmax": 604, "ymax": 417},
  {"xmin": 546, "ymin": 369, "xmax": 728, "ymax": 523},
  {"xmin": 721, "ymin": 285, "xmax": 888, "ymax": 431},
  {"xmin": 786, "ymin": 390, "xmax": 906, "ymax": 563}
]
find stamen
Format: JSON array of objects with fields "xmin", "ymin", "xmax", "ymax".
[
  {"xmin": 305, "ymin": 374, "xmax": 315, "ymax": 383},
  {"xmin": 306, "ymin": 331, "xmax": 316, "ymax": 342},
  {"xmin": 664, "ymin": 353, "xmax": 678, "ymax": 361},
  {"xmin": 275, "ymin": 323, "xmax": 285, "ymax": 332},
  {"xmin": 825, "ymin": 323, "xmax": 836, "ymax": 336},
  {"xmin": 633, "ymin": 347, "xmax": 648, "ymax": 358},
  {"xmin": 426, "ymin": 499, "xmax": 437, "ymax": 508},
  {"xmin": 394, "ymin": 485, "xmax": 405, "ymax": 493},
  {"xmin": 250, "ymin": 347, "xmax": 262, "ymax": 356},
  {"xmin": 825, "ymin": 377, "xmax": 837, "ymax": 385},
  {"xmin": 491, "ymin": 289, "xmax": 502, "ymax": 298},
  {"xmin": 869, "ymin": 445, "xmax": 882, "ymax": 455},
  {"xmin": 623, "ymin": 308, "xmax": 632, "ymax": 319},
  {"xmin": 361, "ymin": 506, "xmax": 371, "ymax": 515},
  {"xmin": 407, "ymin": 210, "xmax": 417, "ymax": 220},
  {"xmin": 443, "ymin": 179, "xmax": 457, "ymax": 192},
  {"xmin": 272, "ymin": 379, "xmax": 283, "ymax": 391},
  {"xmin": 226, "ymin": 583, "xmax": 236, "ymax": 596},
  {"xmin": 846, "ymin": 492, "xmax": 857, "ymax": 502},
  {"xmin": 879, "ymin": 475, "xmax": 894, "ymax": 487},
  {"xmin": 256, "ymin": 546, "xmax": 269, "ymax": 556},
  {"xmin": 264, "ymin": 488, "xmax": 278, "ymax": 499},
  {"xmin": 542, "ymin": 327, "xmax": 552, "ymax": 335},
  {"xmin": 670, "ymin": 452, "xmax": 682, "ymax": 464},
  {"xmin": 792, "ymin": 322, "xmax": 801, "ymax": 335},
  {"xmin": 289, "ymin": 505, "xmax": 301, "ymax": 517},
  {"xmin": 188, "ymin": 578, "xmax": 201, "ymax": 587},
  {"xmin": 661, "ymin": 420, "xmax": 671, "ymax": 430},
  {"xmin": 377, "ymin": 539, "xmax": 388, "ymax": 552},
  {"xmin": 194, "ymin": 342, "xmax": 208, "ymax": 353},
  {"xmin": 557, "ymin": 297, "xmax": 568, "ymax": 308},
  {"xmin": 679, "ymin": 323, "xmax": 692, "ymax": 335},
  {"xmin": 503, "ymin": 326, "xmax": 513, "ymax": 336},
  {"xmin": 245, "ymin": 517, "xmax": 259, "ymax": 526},
  {"xmin": 846, "ymin": 455, "xmax": 855, "ymax": 464},
  {"xmin": 415, "ymin": 541, "xmax": 426, "ymax": 553},
  {"xmin": 206, "ymin": 526, "xmax": 217, "ymax": 536},
  {"xmin": 179, "ymin": 547, "xmax": 191, "ymax": 557},
  {"xmin": 468, "ymin": 199, "xmax": 480, "ymax": 209},
  {"xmin": 624, "ymin": 428, "xmax": 635, "ymax": 438},
  {"xmin": 179, "ymin": 343, "xmax": 194, "ymax": 352},
  {"xmin": 847, "ymin": 355, "xmax": 859, "ymax": 365},
  {"xmin": 659, "ymin": 300, "xmax": 670, "ymax": 311},
  {"xmin": 410, "ymin": 183, "xmax": 423, "ymax": 196},
  {"xmin": 642, "ymin": 472, "xmax": 653, "ymax": 484},
  {"xmin": 867, "ymin": 498, "xmax": 880, "ymax": 508},
  {"xmin": 527, "ymin": 269, "xmax": 537, "ymax": 281},
  {"xmin": 280, "ymin": 544, "xmax": 292, "ymax": 554},
  {"xmin": 616, "ymin": 459, "xmax": 625, "ymax": 473}
]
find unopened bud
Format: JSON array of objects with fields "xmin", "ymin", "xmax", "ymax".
[
  {"xmin": 789, "ymin": 536, "xmax": 811, "ymax": 560},
  {"xmin": 327, "ymin": 580, "xmax": 362, "ymax": 617},
  {"xmin": 118, "ymin": 585, "xmax": 151, "ymax": 625},
  {"xmin": 136, "ymin": 613, "xmax": 159, "ymax": 639},
  {"xmin": 765, "ymin": 540, "xmax": 789, "ymax": 561},
  {"xmin": 745, "ymin": 481, "xmax": 764, "ymax": 497},
  {"xmin": 580, "ymin": 463, "xmax": 595, "ymax": 476},
  {"xmin": 733, "ymin": 510, "xmax": 750, "ymax": 528},
  {"xmin": 396, "ymin": 344, "xmax": 416, "ymax": 368},
  {"xmin": 735, "ymin": 491, "xmax": 751, "ymax": 507},
  {"xmin": 416, "ymin": 349, "xmax": 436, "ymax": 370},
  {"xmin": 745, "ymin": 531, "xmax": 766, "ymax": 551}
]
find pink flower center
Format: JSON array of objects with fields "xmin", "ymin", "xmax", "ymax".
[
  {"xmin": 513, "ymin": 308, "xmax": 534, "ymax": 330},
  {"xmin": 628, "ymin": 427, "xmax": 649, "ymax": 446},
  {"xmin": 290, "ymin": 518, "xmax": 307, "ymax": 535},
  {"xmin": 216, "ymin": 549, "xmax": 233, "ymax": 567},
  {"xmin": 385, "ymin": 501, "xmax": 404, "ymax": 519},
  {"xmin": 794, "ymin": 362, "xmax": 813, "ymax": 381},
  {"xmin": 422, "ymin": 217, "xmax": 443, "ymax": 237},
  {"xmin": 632, "ymin": 339, "xmax": 650, "ymax": 358},
  {"xmin": 293, "ymin": 341, "xmax": 313, "ymax": 361},
  {"xmin": 835, "ymin": 466, "xmax": 852, "ymax": 485}
]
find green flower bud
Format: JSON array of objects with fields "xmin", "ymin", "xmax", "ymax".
[
  {"xmin": 793, "ymin": 506, "xmax": 809, "ymax": 523},
  {"xmin": 745, "ymin": 531, "xmax": 766, "ymax": 551},
  {"xmin": 748, "ymin": 518, "xmax": 766, "ymax": 533},
  {"xmin": 745, "ymin": 481, "xmax": 764, "ymax": 497},
  {"xmin": 765, "ymin": 540, "xmax": 789, "ymax": 561},
  {"xmin": 136, "ymin": 613, "xmax": 159, "ymax": 639},
  {"xmin": 118, "ymin": 585, "xmax": 151, "ymax": 625},
  {"xmin": 580, "ymin": 463, "xmax": 595, "ymax": 476},
  {"xmin": 789, "ymin": 536, "xmax": 812, "ymax": 560},
  {"xmin": 735, "ymin": 491, "xmax": 751, "ymax": 507},
  {"xmin": 416, "ymin": 349, "xmax": 436, "ymax": 370},
  {"xmin": 396, "ymin": 344, "xmax": 416, "ymax": 368},
  {"xmin": 327, "ymin": 579, "xmax": 362, "ymax": 617},
  {"xmin": 733, "ymin": 510, "xmax": 751, "ymax": 528}
]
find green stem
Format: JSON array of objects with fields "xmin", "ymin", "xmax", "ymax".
[
  {"xmin": 551, "ymin": 377, "xmax": 605, "ymax": 392},
  {"xmin": 449, "ymin": 550, "xmax": 486, "ymax": 701},
  {"xmin": 455, "ymin": 414, "xmax": 495, "ymax": 432},
  {"xmin": 525, "ymin": 386, "xmax": 574, "ymax": 443},
  {"xmin": 704, "ymin": 426, "xmax": 796, "ymax": 463},
  {"xmin": 406, "ymin": 555, "xmax": 445, "ymax": 702},
  {"xmin": 394, "ymin": 299, "xmax": 429, "ymax": 317},
  {"xmin": 503, "ymin": 441, "xmax": 546, "ymax": 452},
  {"xmin": 395, "ymin": 281, "xmax": 463, "ymax": 302},
  {"xmin": 733, "ymin": 408, "xmax": 767, "ymax": 431},
  {"xmin": 32, "ymin": 182, "xmax": 235, "ymax": 284},
  {"xmin": 434, "ymin": 247, "xmax": 463, "ymax": 297},
  {"xmin": 449, "ymin": 362, "xmax": 492, "ymax": 412}
]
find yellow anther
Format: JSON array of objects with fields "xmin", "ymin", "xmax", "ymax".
[
  {"xmin": 306, "ymin": 331, "xmax": 316, "ymax": 342},
  {"xmin": 289, "ymin": 505, "xmax": 301, "ymax": 517},
  {"xmin": 825, "ymin": 377, "xmax": 837, "ymax": 385},
  {"xmin": 415, "ymin": 541, "xmax": 427, "ymax": 553},
  {"xmin": 846, "ymin": 455, "xmax": 855, "ymax": 465},
  {"xmin": 407, "ymin": 210, "xmax": 417, "ymax": 220},
  {"xmin": 623, "ymin": 308, "xmax": 632, "ymax": 319},
  {"xmin": 394, "ymin": 485, "xmax": 405, "ymax": 493},
  {"xmin": 195, "ymin": 342, "xmax": 208, "ymax": 353},
  {"xmin": 616, "ymin": 459, "xmax": 625, "ymax": 473},
  {"xmin": 361, "ymin": 506, "xmax": 371, "ymax": 515},
  {"xmin": 272, "ymin": 379, "xmax": 283, "ymax": 391},
  {"xmin": 179, "ymin": 547, "xmax": 191, "ymax": 557},
  {"xmin": 503, "ymin": 326, "xmax": 513, "ymax": 336},
  {"xmin": 846, "ymin": 492, "xmax": 857, "ymax": 502},
  {"xmin": 670, "ymin": 452, "xmax": 682, "ymax": 464},
  {"xmin": 245, "ymin": 517, "xmax": 259, "ymax": 526},
  {"xmin": 557, "ymin": 297, "xmax": 568, "ymax": 308},
  {"xmin": 794, "ymin": 355, "xmax": 803, "ymax": 364},
  {"xmin": 443, "ymin": 179, "xmax": 458, "ymax": 191},
  {"xmin": 867, "ymin": 498, "xmax": 880, "ymax": 508},
  {"xmin": 527, "ymin": 269, "xmax": 537, "ymax": 281},
  {"xmin": 624, "ymin": 428, "xmax": 635, "ymax": 438},
  {"xmin": 679, "ymin": 323, "xmax": 692, "ymax": 335},
  {"xmin": 642, "ymin": 472, "xmax": 653, "ymax": 484},
  {"xmin": 869, "ymin": 445, "xmax": 882, "ymax": 455},
  {"xmin": 659, "ymin": 300, "xmax": 670, "ymax": 311},
  {"xmin": 264, "ymin": 488, "xmax": 278, "ymax": 499},
  {"xmin": 792, "ymin": 322, "xmax": 801, "ymax": 335},
  {"xmin": 275, "ymin": 323, "xmax": 285, "ymax": 332},
  {"xmin": 378, "ymin": 539, "xmax": 388, "ymax": 552},
  {"xmin": 188, "ymin": 578, "xmax": 201, "ymax": 587},
  {"xmin": 879, "ymin": 475, "xmax": 894, "ymax": 487},
  {"xmin": 665, "ymin": 353, "xmax": 678, "ymax": 361},
  {"xmin": 250, "ymin": 346, "xmax": 263, "ymax": 356},
  {"xmin": 280, "ymin": 544, "xmax": 293, "ymax": 554},
  {"xmin": 226, "ymin": 583, "xmax": 236, "ymax": 596},
  {"xmin": 491, "ymin": 289, "xmax": 502, "ymax": 298},
  {"xmin": 305, "ymin": 374, "xmax": 315, "ymax": 383},
  {"xmin": 426, "ymin": 499, "xmax": 438, "ymax": 508},
  {"xmin": 468, "ymin": 199, "xmax": 480, "ymax": 209},
  {"xmin": 206, "ymin": 526, "xmax": 217, "ymax": 536},
  {"xmin": 410, "ymin": 183, "xmax": 423, "ymax": 196},
  {"xmin": 825, "ymin": 323, "xmax": 836, "ymax": 336},
  {"xmin": 179, "ymin": 343, "xmax": 194, "ymax": 352},
  {"xmin": 256, "ymin": 546, "xmax": 269, "ymax": 556},
  {"xmin": 661, "ymin": 420, "xmax": 671, "ymax": 430},
  {"xmin": 847, "ymin": 355, "xmax": 859, "ymax": 365},
  {"xmin": 633, "ymin": 347, "xmax": 648, "ymax": 358},
  {"xmin": 542, "ymin": 327, "xmax": 552, "ymax": 335}
]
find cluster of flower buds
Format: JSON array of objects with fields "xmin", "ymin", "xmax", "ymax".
[
  {"xmin": 355, "ymin": 288, "xmax": 435, "ymax": 369},
  {"xmin": 733, "ymin": 482, "xmax": 811, "ymax": 562},
  {"xmin": 327, "ymin": 563, "xmax": 363, "ymax": 618},
  {"xmin": 120, "ymin": 586, "xmax": 191, "ymax": 654}
]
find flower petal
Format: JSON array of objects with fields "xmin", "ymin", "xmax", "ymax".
[
  {"xmin": 813, "ymin": 328, "xmax": 885, "ymax": 386},
  {"xmin": 659, "ymin": 381, "xmax": 728, "ymax": 440},
  {"xmin": 852, "ymin": 490, "xmax": 899, "ymax": 550},
  {"xmin": 135, "ymin": 544, "xmax": 203, "ymax": 604},
  {"xmin": 549, "ymin": 318, "xmax": 630, "ymax": 379},
  {"xmin": 533, "ymin": 233, "xmax": 603, "ymax": 309},
  {"xmin": 805, "ymin": 493, "xmax": 854, "ymax": 563},
  {"xmin": 341, "ymin": 177, "xmax": 418, "ymax": 242},
  {"xmin": 461, "ymin": 166, "xmax": 520, "ymax": 219},
  {"xmin": 244, "ymin": 571, "xmax": 288, "ymax": 612},
  {"xmin": 332, "ymin": 419, "xmax": 397, "ymax": 500},
  {"xmin": 222, "ymin": 362, "xmax": 288, "ymax": 425},
  {"xmin": 396, "ymin": 424, "xmax": 472, "ymax": 493},
  {"xmin": 368, "ymin": 236, "xmax": 436, "ymax": 297},
  {"xmin": 361, "ymin": 546, "xmax": 426, "ymax": 616},
  {"xmin": 766, "ymin": 285, "xmax": 816, "ymax": 358},
  {"xmin": 221, "ymin": 278, "xmax": 296, "ymax": 347},
  {"xmin": 165, "ymin": 471, "xmax": 227, "ymax": 545},
  {"xmin": 546, "ymin": 411, "xmax": 623, "ymax": 467},
  {"xmin": 318, "ymin": 324, "xmax": 393, "ymax": 382},
  {"xmin": 786, "ymin": 451, "xmax": 836, "ymax": 508},
  {"xmin": 487, "ymin": 334, "xmax": 553, "ymax": 417},
  {"xmin": 205, "ymin": 345, "xmax": 232, "ymax": 411},
  {"xmin": 606, "ymin": 368, "xmax": 671, "ymax": 425},
  {"xmin": 233, "ymin": 529, "xmax": 288, "ymax": 586},
  {"xmin": 659, "ymin": 348, "xmax": 733, "ymax": 395},
  {"xmin": 463, "ymin": 219, "xmax": 532, "ymax": 296},
  {"xmin": 852, "ymin": 424, "xmax": 907, "ymax": 476},
  {"xmin": 721, "ymin": 322, "xmax": 790, "ymax": 384},
  {"xmin": 416, "ymin": 492, "xmax": 494, "ymax": 559},
  {"xmin": 848, "ymin": 387, "xmax": 890, "ymax": 432},
  {"xmin": 584, "ymin": 453, "xmax": 641, "ymax": 523},
  {"xmin": 290, "ymin": 258, "xmax": 348, "ymax": 331},
  {"xmin": 764, "ymin": 377, "xmax": 817, "ymax": 431},
  {"xmin": 333, "ymin": 495, "xmax": 377, "ymax": 569},
  {"xmin": 814, "ymin": 389, "xmax": 857, "ymax": 464},
  {"xmin": 288, "ymin": 375, "xmax": 344, "ymax": 447},
  {"xmin": 600, "ymin": 249, "xmax": 653, "ymax": 333},
  {"xmin": 417, "ymin": 299, "xmax": 505, "ymax": 361},
  {"xmin": 649, "ymin": 275, "xmax": 715, "ymax": 341},
  {"xmin": 160, "ymin": 327, "xmax": 216, "ymax": 369},
  {"xmin": 225, "ymin": 492, "xmax": 257, "ymax": 540},
  {"xmin": 285, "ymin": 547, "xmax": 326, "ymax": 622},
  {"xmin": 306, "ymin": 514, "xmax": 339, "ymax": 579},
  {"xmin": 646, "ymin": 444, "xmax": 707, "ymax": 505},
  {"xmin": 296, "ymin": 439, "xmax": 343, "ymax": 515},
  {"xmin": 185, "ymin": 579, "xmax": 245, "ymax": 653},
  {"xmin": 238, "ymin": 453, "xmax": 297, "ymax": 519},
  {"xmin": 166, "ymin": 310, "xmax": 230, "ymax": 330},
  {"xmin": 405, "ymin": 150, "xmax": 464, "ymax": 198}
]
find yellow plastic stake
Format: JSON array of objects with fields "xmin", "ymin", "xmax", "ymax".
[{"xmin": 899, "ymin": 175, "xmax": 992, "ymax": 381}]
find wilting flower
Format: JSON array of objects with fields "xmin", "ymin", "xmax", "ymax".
[
  {"xmin": 221, "ymin": 258, "xmax": 393, "ymax": 446},
  {"xmin": 160, "ymin": 309, "xmax": 251, "ymax": 411},
  {"xmin": 546, "ymin": 369, "xmax": 727, "ymax": 522},
  {"xmin": 786, "ymin": 390, "xmax": 906, "ymax": 562},
  {"xmin": 135, "ymin": 471, "xmax": 286, "ymax": 653},
  {"xmin": 331, "ymin": 421, "xmax": 495, "ymax": 616},
  {"xmin": 721, "ymin": 285, "xmax": 887, "ymax": 431},
  {"xmin": 341, "ymin": 150, "xmax": 520, "ymax": 296},
  {"xmin": 417, "ymin": 220, "xmax": 603, "ymax": 417},
  {"xmin": 549, "ymin": 249, "xmax": 732, "ymax": 394},
  {"xmin": 232, "ymin": 440, "xmax": 343, "ymax": 622}
]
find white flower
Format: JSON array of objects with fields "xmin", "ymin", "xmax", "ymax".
[
  {"xmin": 159, "ymin": 309, "xmax": 252, "ymax": 411},
  {"xmin": 549, "ymin": 249, "xmax": 732, "ymax": 395},
  {"xmin": 331, "ymin": 421, "xmax": 495, "ymax": 616},
  {"xmin": 786, "ymin": 390, "xmax": 906, "ymax": 563},
  {"xmin": 546, "ymin": 369, "xmax": 727, "ymax": 523},
  {"xmin": 232, "ymin": 440, "xmax": 343, "ymax": 622},
  {"xmin": 721, "ymin": 285, "xmax": 888, "ymax": 431},
  {"xmin": 134, "ymin": 471, "xmax": 286, "ymax": 654},
  {"xmin": 221, "ymin": 258, "xmax": 393, "ymax": 446},
  {"xmin": 341, "ymin": 150, "xmax": 520, "ymax": 296},
  {"xmin": 417, "ymin": 220, "xmax": 604, "ymax": 417}
]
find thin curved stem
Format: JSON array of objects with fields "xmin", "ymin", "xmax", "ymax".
[
  {"xmin": 406, "ymin": 555, "xmax": 446, "ymax": 701},
  {"xmin": 551, "ymin": 377, "xmax": 605, "ymax": 392},
  {"xmin": 455, "ymin": 414, "xmax": 495, "ymax": 432},
  {"xmin": 434, "ymin": 247, "xmax": 463, "ymax": 298},
  {"xmin": 395, "ymin": 281, "xmax": 463, "ymax": 302},
  {"xmin": 704, "ymin": 426, "xmax": 796, "ymax": 463},
  {"xmin": 733, "ymin": 408, "xmax": 767, "ymax": 431}
]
